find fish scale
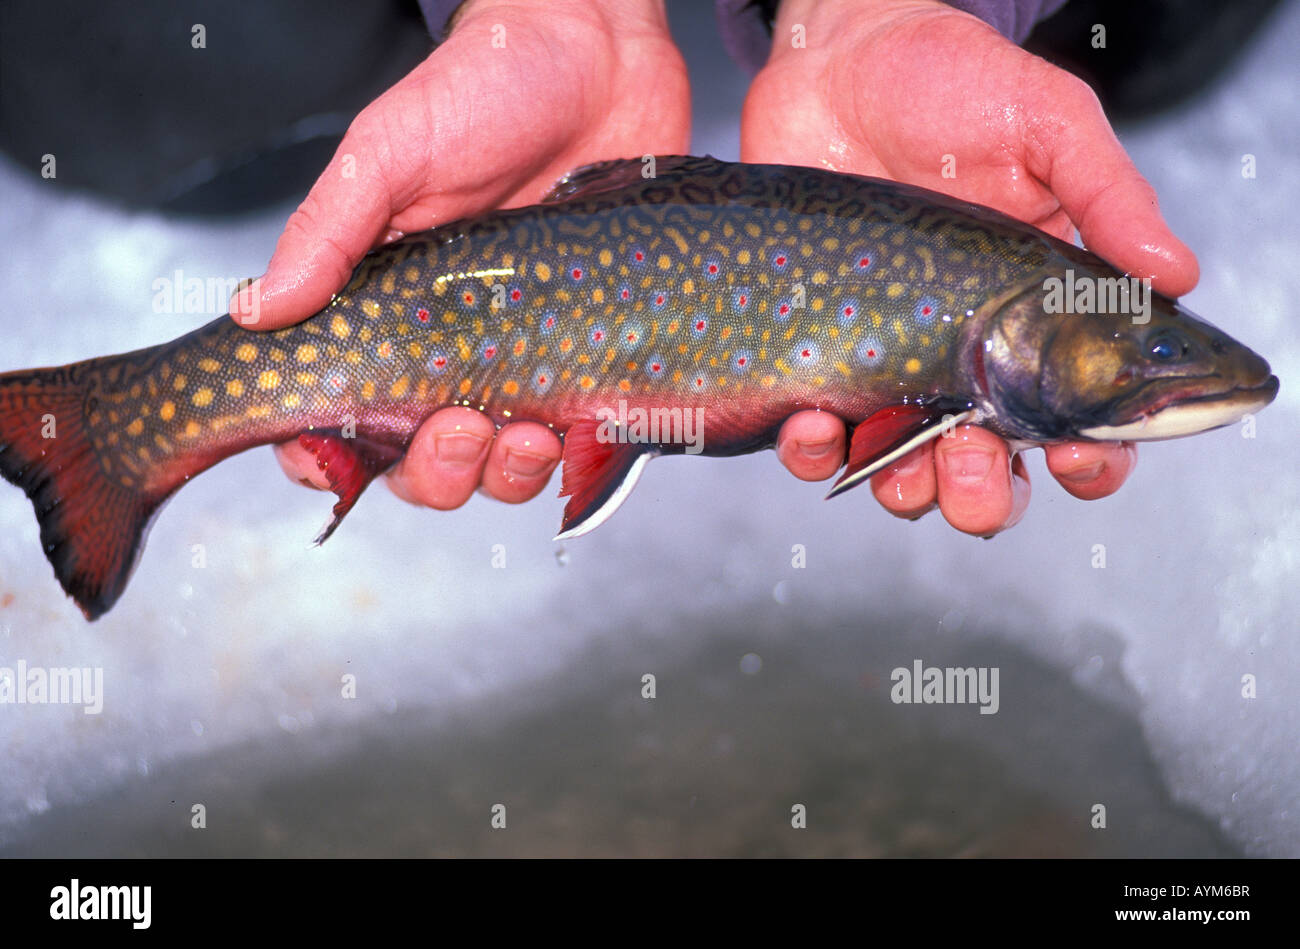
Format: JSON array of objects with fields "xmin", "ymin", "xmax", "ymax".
[{"xmin": 0, "ymin": 155, "xmax": 1278, "ymax": 619}]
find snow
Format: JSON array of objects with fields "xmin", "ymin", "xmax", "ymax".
[{"xmin": 0, "ymin": 0, "xmax": 1294, "ymax": 856}]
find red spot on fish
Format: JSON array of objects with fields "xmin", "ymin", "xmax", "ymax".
[
  {"xmin": 736, "ymin": 356, "xmax": 747, "ymax": 367},
  {"xmin": 634, "ymin": 251, "xmax": 644, "ymax": 262},
  {"xmin": 695, "ymin": 320, "xmax": 706, "ymax": 332},
  {"xmin": 801, "ymin": 349, "xmax": 811, "ymax": 358},
  {"xmin": 779, "ymin": 303, "xmax": 790, "ymax": 316},
  {"xmin": 707, "ymin": 263, "xmax": 719, "ymax": 275},
  {"xmin": 484, "ymin": 346, "xmax": 497, "ymax": 359},
  {"xmin": 843, "ymin": 305, "xmax": 854, "ymax": 318},
  {"xmin": 592, "ymin": 330, "xmax": 604, "ymax": 342},
  {"xmin": 463, "ymin": 292, "xmax": 475, "ymax": 305},
  {"xmin": 693, "ymin": 376, "xmax": 705, "ymax": 389},
  {"xmin": 571, "ymin": 268, "xmax": 584, "ymax": 281},
  {"xmin": 510, "ymin": 288, "xmax": 522, "ymax": 302},
  {"xmin": 544, "ymin": 315, "xmax": 557, "ymax": 329},
  {"xmin": 433, "ymin": 357, "xmax": 447, "ymax": 369},
  {"xmin": 621, "ymin": 288, "xmax": 630, "ymax": 300},
  {"xmin": 416, "ymin": 308, "xmax": 430, "ymax": 323},
  {"xmin": 738, "ymin": 294, "xmax": 748, "ymax": 307},
  {"xmin": 626, "ymin": 332, "xmax": 637, "ymax": 342},
  {"xmin": 858, "ymin": 256, "xmax": 871, "ymax": 268},
  {"xmin": 867, "ymin": 349, "xmax": 876, "ymax": 358},
  {"xmin": 922, "ymin": 305, "xmax": 932, "ymax": 316},
  {"xmin": 537, "ymin": 373, "xmax": 547, "ymax": 385},
  {"xmin": 650, "ymin": 362, "xmax": 662, "ymax": 373},
  {"xmin": 775, "ymin": 255, "xmax": 787, "ymax": 267},
  {"xmin": 655, "ymin": 293, "xmax": 666, "ymax": 306}
]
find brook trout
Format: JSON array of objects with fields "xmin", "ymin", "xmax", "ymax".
[{"xmin": 0, "ymin": 156, "xmax": 1279, "ymax": 619}]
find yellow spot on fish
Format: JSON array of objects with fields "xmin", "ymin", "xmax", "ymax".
[
  {"xmin": 535, "ymin": 262, "xmax": 551, "ymax": 282},
  {"xmin": 296, "ymin": 372, "xmax": 316, "ymax": 386},
  {"xmin": 405, "ymin": 266, "xmax": 420, "ymax": 284},
  {"xmin": 126, "ymin": 418, "xmax": 144, "ymax": 436},
  {"xmin": 905, "ymin": 357, "xmax": 922, "ymax": 374},
  {"xmin": 362, "ymin": 300, "xmax": 381, "ymax": 319},
  {"xmin": 503, "ymin": 380, "xmax": 519, "ymax": 396},
  {"xmin": 580, "ymin": 375, "xmax": 595, "ymax": 389},
  {"xmin": 246, "ymin": 405, "xmax": 271, "ymax": 419},
  {"xmin": 172, "ymin": 375, "xmax": 187, "ymax": 391},
  {"xmin": 657, "ymin": 254, "xmax": 671, "ymax": 270},
  {"xmin": 737, "ymin": 250, "xmax": 751, "ymax": 266},
  {"xmin": 331, "ymin": 314, "xmax": 350, "ymax": 338},
  {"xmin": 297, "ymin": 344, "xmax": 318, "ymax": 363},
  {"xmin": 390, "ymin": 376, "xmax": 410, "ymax": 398},
  {"xmin": 235, "ymin": 343, "xmax": 257, "ymax": 362},
  {"xmin": 282, "ymin": 392, "xmax": 301, "ymax": 409},
  {"xmin": 183, "ymin": 420, "xmax": 201, "ymax": 438},
  {"xmin": 459, "ymin": 378, "xmax": 472, "ymax": 395},
  {"xmin": 258, "ymin": 370, "xmax": 280, "ymax": 390},
  {"xmin": 198, "ymin": 357, "xmax": 220, "ymax": 373},
  {"xmin": 361, "ymin": 380, "xmax": 375, "ymax": 400},
  {"xmin": 887, "ymin": 282, "xmax": 905, "ymax": 298},
  {"xmin": 159, "ymin": 401, "xmax": 175, "ymax": 421},
  {"xmin": 598, "ymin": 249, "xmax": 613, "ymax": 267},
  {"xmin": 192, "ymin": 387, "xmax": 214, "ymax": 407},
  {"xmin": 226, "ymin": 379, "xmax": 244, "ymax": 398}
]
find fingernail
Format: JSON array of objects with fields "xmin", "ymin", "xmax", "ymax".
[
  {"xmin": 890, "ymin": 452, "xmax": 925, "ymax": 477},
  {"xmin": 504, "ymin": 446, "xmax": 554, "ymax": 478},
  {"xmin": 230, "ymin": 278, "xmax": 262, "ymax": 326},
  {"xmin": 434, "ymin": 431, "xmax": 488, "ymax": 469},
  {"xmin": 942, "ymin": 446, "xmax": 995, "ymax": 483},
  {"xmin": 796, "ymin": 437, "xmax": 837, "ymax": 459},
  {"xmin": 1058, "ymin": 461, "xmax": 1105, "ymax": 484}
]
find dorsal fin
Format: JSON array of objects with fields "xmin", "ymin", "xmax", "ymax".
[{"xmin": 541, "ymin": 155, "xmax": 719, "ymax": 203}]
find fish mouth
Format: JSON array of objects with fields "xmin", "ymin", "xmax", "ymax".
[{"xmin": 1077, "ymin": 374, "xmax": 1280, "ymax": 441}]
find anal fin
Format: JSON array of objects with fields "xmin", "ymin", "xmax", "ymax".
[
  {"xmin": 298, "ymin": 431, "xmax": 404, "ymax": 544},
  {"xmin": 827, "ymin": 403, "xmax": 976, "ymax": 500},
  {"xmin": 554, "ymin": 418, "xmax": 656, "ymax": 541}
]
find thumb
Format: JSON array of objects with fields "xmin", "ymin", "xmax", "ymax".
[
  {"xmin": 229, "ymin": 143, "xmax": 395, "ymax": 330},
  {"xmin": 1034, "ymin": 79, "xmax": 1200, "ymax": 298}
]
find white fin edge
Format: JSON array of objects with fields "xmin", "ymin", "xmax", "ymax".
[
  {"xmin": 553, "ymin": 451, "xmax": 656, "ymax": 542},
  {"xmin": 825, "ymin": 409, "xmax": 977, "ymax": 500}
]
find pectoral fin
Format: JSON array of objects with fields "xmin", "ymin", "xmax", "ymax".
[
  {"xmin": 826, "ymin": 403, "xmax": 976, "ymax": 500},
  {"xmin": 554, "ymin": 417, "xmax": 656, "ymax": 540}
]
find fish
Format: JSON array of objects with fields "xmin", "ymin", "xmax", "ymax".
[{"xmin": 0, "ymin": 155, "xmax": 1279, "ymax": 620}]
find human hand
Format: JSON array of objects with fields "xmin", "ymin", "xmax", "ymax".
[
  {"xmin": 743, "ymin": 0, "xmax": 1195, "ymax": 535},
  {"xmin": 229, "ymin": 0, "xmax": 690, "ymax": 509}
]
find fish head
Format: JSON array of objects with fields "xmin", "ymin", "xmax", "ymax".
[{"xmin": 978, "ymin": 280, "xmax": 1279, "ymax": 443}]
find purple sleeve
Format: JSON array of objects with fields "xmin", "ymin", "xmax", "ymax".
[
  {"xmin": 417, "ymin": 0, "xmax": 465, "ymax": 41},
  {"xmin": 717, "ymin": 0, "xmax": 1069, "ymax": 76}
]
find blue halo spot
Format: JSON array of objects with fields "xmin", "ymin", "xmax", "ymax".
[{"xmin": 914, "ymin": 296, "xmax": 940, "ymax": 324}]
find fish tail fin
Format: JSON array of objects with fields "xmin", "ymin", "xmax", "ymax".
[{"xmin": 0, "ymin": 364, "xmax": 166, "ymax": 620}]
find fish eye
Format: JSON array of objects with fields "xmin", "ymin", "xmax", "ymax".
[{"xmin": 1146, "ymin": 330, "xmax": 1190, "ymax": 362}]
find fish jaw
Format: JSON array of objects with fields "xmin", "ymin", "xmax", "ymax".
[{"xmin": 1078, "ymin": 374, "xmax": 1279, "ymax": 441}]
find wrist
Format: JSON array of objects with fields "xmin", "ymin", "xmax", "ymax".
[
  {"xmin": 766, "ymin": 0, "xmax": 962, "ymax": 61},
  {"xmin": 451, "ymin": 0, "xmax": 670, "ymax": 37}
]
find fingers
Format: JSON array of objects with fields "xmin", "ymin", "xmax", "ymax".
[
  {"xmin": 1045, "ymin": 440, "xmax": 1137, "ymax": 500},
  {"xmin": 870, "ymin": 441, "xmax": 938, "ymax": 519},
  {"xmin": 1029, "ymin": 71, "xmax": 1199, "ymax": 297},
  {"xmin": 478, "ymin": 421, "xmax": 562, "ymax": 503},
  {"xmin": 381, "ymin": 409, "xmax": 561, "ymax": 510},
  {"xmin": 776, "ymin": 411, "xmax": 847, "ymax": 481},
  {"xmin": 932, "ymin": 426, "xmax": 1031, "ymax": 536}
]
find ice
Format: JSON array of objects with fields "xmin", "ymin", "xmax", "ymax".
[{"xmin": 0, "ymin": 0, "xmax": 1294, "ymax": 856}]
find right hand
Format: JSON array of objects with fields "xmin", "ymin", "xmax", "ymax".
[{"xmin": 229, "ymin": 0, "xmax": 691, "ymax": 508}]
